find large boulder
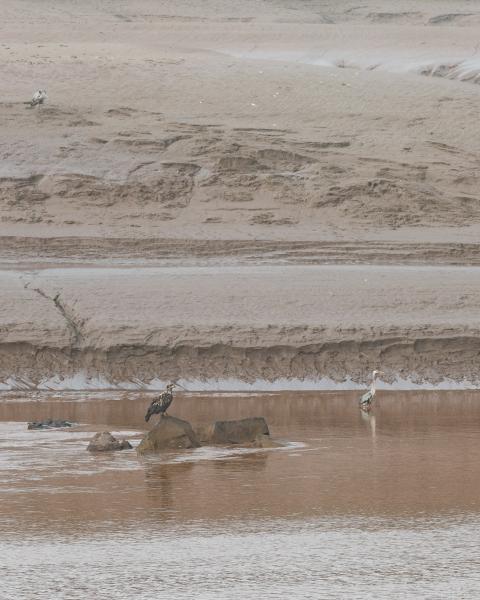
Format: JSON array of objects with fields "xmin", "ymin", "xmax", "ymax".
[
  {"xmin": 87, "ymin": 431, "xmax": 132, "ymax": 452},
  {"xmin": 198, "ymin": 417, "xmax": 270, "ymax": 445},
  {"xmin": 137, "ymin": 416, "xmax": 200, "ymax": 455}
]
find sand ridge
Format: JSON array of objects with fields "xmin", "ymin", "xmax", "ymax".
[{"xmin": 2, "ymin": 265, "xmax": 480, "ymax": 387}]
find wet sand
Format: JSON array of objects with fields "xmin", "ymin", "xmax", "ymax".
[{"xmin": 2, "ymin": 391, "xmax": 480, "ymax": 598}]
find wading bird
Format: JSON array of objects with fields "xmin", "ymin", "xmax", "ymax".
[
  {"xmin": 29, "ymin": 90, "xmax": 47, "ymax": 107},
  {"xmin": 359, "ymin": 370, "xmax": 384, "ymax": 411},
  {"xmin": 144, "ymin": 382, "xmax": 185, "ymax": 422}
]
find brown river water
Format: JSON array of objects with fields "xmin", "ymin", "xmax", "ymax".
[{"xmin": 2, "ymin": 390, "xmax": 480, "ymax": 599}]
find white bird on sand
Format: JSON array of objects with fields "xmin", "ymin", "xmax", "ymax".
[
  {"xmin": 29, "ymin": 90, "xmax": 47, "ymax": 107},
  {"xmin": 359, "ymin": 370, "xmax": 384, "ymax": 411}
]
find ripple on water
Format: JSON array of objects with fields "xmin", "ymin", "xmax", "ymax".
[
  {"xmin": 2, "ymin": 516, "xmax": 480, "ymax": 599},
  {"xmin": 2, "ymin": 392, "xmax": 480, "ymax": 598}
]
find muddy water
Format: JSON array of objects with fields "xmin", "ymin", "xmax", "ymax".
[{"xmin": 2, "ymin": 391, "xmax": 480, "ymax": 599}]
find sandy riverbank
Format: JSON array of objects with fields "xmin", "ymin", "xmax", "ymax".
[
  {"xmin": 1, "ymin": 1, "xmax": 479, "ymax": 389},
  {"xmin": 2, "ymin": 265, "xmax": 479, "ymax": 388}
]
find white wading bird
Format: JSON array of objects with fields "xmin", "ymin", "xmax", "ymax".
[
  {"xmin": 29, "ymin": 90, "xmax": 47, "ymax": 107},
  {"xmin": 359, "ymin": 370, "xmax": 384, "ymax": 411}
]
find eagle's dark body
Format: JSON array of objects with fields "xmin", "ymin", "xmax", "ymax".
[{"xmin": 145, "ymin": 389, "xmax": 174, "ymax": 422}]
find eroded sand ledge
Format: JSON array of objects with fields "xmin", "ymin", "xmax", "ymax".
[
  {"xmin": 2, "ymin": 266, "xmax": 479, "ymax": 388},
  {"xmin": 2, "ymin": 336, "xmax": 480, "ymax": 389}
]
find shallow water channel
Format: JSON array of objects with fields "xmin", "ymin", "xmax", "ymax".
[{"xmin": 2, "ymin": 390, "xmax": 480, "ymax": 599}]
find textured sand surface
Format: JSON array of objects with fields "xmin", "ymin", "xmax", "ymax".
[
  {"xmin": 2, "ymin": 266, "xmax": 480, "ymax": 386},
  {"xmin": 1, "ymin": 1, "xmax": 479, "ymax": 387},
  {"xmin": 2, "ymin": 0, "xmax": 480, "ymax": 244}
]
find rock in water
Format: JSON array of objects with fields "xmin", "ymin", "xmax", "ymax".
[
  {"xmin": 199, "ymin": 417, "xmax": 270, "ymax": 445},
  {"xmin": 137, "ymin": 416, "xmax": 200, "ymax": 454},
  {"xmin": 87, "ymin": 431, "xmax": 132, "ymax": 452}
]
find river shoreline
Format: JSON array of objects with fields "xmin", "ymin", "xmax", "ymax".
[{"xmin": 1, "ymin": 264, "xmax": 479, "ymax": 389}]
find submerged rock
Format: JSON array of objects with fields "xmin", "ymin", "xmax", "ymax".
[
  {"xmin": 198, "ymin": 417, "xmax": 271, "ymax": 445},
  {"xmin": 87, "ymin": 431, "xmax": 132, "ymax": 452},
  {"xmin": 137, "ymin": 416, "xmax": 200, "ymax": 455},
  {"xmin": 253, "ymin": 433, "xmax": 284, "ymax": 449},
  {"xmin": 28, "ymin": 419, "xmax": 74, "ymax": 430}
]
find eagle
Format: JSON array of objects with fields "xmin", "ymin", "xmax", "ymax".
[{"xmin": 144, "ymin": 383, "xmax": 185, "ymax": 422}]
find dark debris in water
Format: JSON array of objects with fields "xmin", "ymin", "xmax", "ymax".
[{"xmin": 27, "ymin": 419, "xmax": 75, "ymax": 430}]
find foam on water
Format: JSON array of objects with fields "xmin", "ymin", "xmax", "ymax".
[
  {"xmin": 162, "ymin": 440, "xmax": 305, "ymax": 464},
  {"xmin": 1, "ymin": 373, "xmax": 479, "ymax": 392}
]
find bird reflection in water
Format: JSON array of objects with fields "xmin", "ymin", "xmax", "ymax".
[
  {"xmin": 360, "ymin": 408, "xmax": 377, "ymax": 441},
  {"xmin": 212, "ymin": 451, "xmax": 269, "ymax": 474},
  {"xmin": 143, "ymin": 461, "xmax": 194, "ymax": 512}
]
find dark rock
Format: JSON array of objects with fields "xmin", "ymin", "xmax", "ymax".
[
  {"xmin": 198, "ymin": 417, "xmax": 270, "ymax": 445},
  {"xmin": 137, "ymin": 416, "xmax": 200, "ymax": 455},
  {"xmin": 87, "ymin": 431, "xmax": 132, "ymax": 452},
  {"xmin": 28, "ymin": 419, "xmax": 74, "ymax": 430}
]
